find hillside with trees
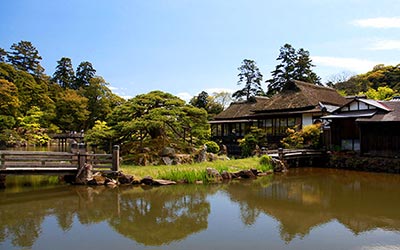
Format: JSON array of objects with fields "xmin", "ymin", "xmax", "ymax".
[
  {"xmin": 0, "ymin": 41, "xmax": 123, "ymax": 148},
  {"xmin": 0, "ymin": 40, "xmax": 211, "ymax": 162},
  {"xmin": 329, "ymin": 64, "xmax": 400, "ymax": 100}
]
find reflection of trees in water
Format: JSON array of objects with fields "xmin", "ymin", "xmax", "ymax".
[
  {"xmin": 109, "ymin": 185, "xmax": 214, "ymax": 246},
  {"xmin": 226, "ymin": 168, "xmax": 400, "ymax": 243},
  {"xmin": 0, "ymin": 184, "xmax": 216, "ymax": 248}
]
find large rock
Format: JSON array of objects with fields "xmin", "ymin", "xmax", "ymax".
[
  {"xmin": 160, "ymin": 147, "xmax": 176, "ymax": 157},
  {"xmin": 162, "ymin": 156, "xmax": 173, "ymax": 165},
  {"xmin": 153, "ymin": 179, "xmax": 177, "ymax": 185},
  {"xmin": 272, "ymin": 158, "xmax": 288, "ymax": 172},
  {"xmin": 87, "ymin": 175, "xmax": 106, "ymax": 185},
  {"xmin": 118, "ymin": 174, "xmax": 134, "ymax": 184},
  {"xmin": 174, "ymin": 154, "xmax": 193, "ymax": 165},
  {"xmin": 140, "ymin": 176, "xmax": 154, "ymax": 185},
  {"xmin": 235, "ymin": 170, "xmax": 256, "ymax": 179},
  {"xmin": 196, "ymin": 145, "xmax": 208, "ymax": 163},
  {"xmin": 75, "ymin": 163, "xmax": 93, "ymax": 184},
  {"xmin": 221, "ymin": 170, "xmax": 233, "ymax": 180},
  {"xmin": 206, "ymin": 167, "xmax": 222, "ymax": 181}
]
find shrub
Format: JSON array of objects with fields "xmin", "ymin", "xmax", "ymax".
[
  {"xmin": 239, "ymin": 126, "xmax": 267, "ymax": 157},
  {"xmin": 259, "ymin": 155, "xmax": 273, "ymax": 172},
  {"xmin": 205, "ymin": 141, "xmax": 220, "ymax": 154},
  {"xmin": 281, "ymin": 124, "xmax": 321, "ymax": 149}
]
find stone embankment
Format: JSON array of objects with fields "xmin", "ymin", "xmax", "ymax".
[
  {"xmin": 65, "ymin": 158, "xmax": 286, "ymax": 187},
  {"xmin": 328, "ymin": 153, "xmax": 400, "ymax": 173}
]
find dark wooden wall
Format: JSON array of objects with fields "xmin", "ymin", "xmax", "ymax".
[{"xmin": 359, "ymin": 122, "xmax": 400, "ymax": 157}]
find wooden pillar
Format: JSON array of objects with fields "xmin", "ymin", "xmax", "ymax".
[
  {"xmin": 112, "ymin": 145, "xmax": 120, "ymax": 172},
  {"xmin": 0, "ymin": 175, "xmax": 6, "ymax": 189},
  {"xmin": 278, "ymin": 148, "xmax": 284, "ymax": 161}
]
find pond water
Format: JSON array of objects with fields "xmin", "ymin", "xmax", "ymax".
[{"xmin": 1, "ymin": 168, "xmax": 399, "ymax": 250}]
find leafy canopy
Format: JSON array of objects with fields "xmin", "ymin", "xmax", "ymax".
[{"xmin": 108, "ymin": 91, "xmax": 210, "ymax": 153}]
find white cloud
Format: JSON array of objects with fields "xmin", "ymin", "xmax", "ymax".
[
  {"xmin": 352, "ymin": 17, "xmax": 400, "ymax": 28},
  {"xmin": 312, "ymin": 56, "xmax": 382, "ymax": 72},
  {"xmin": 205, "ymin": 87, "xmax": 235, "ymax": 95},
  {"xmin": 176, "ymin": 92, "xmax": 193, "ymax": 102},
  {"xmin": 368, "ymin": 39, "xmax": 400, "ymax": 50}
]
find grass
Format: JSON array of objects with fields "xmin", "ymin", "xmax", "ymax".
[{"xmin": 120, "ymin": 157, "xmax": 273, "ymax": 184}]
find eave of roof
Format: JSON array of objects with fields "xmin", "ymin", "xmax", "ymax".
[{"xmin": 322, "ymin": 110, "xmax": 377, "ymax": 119}]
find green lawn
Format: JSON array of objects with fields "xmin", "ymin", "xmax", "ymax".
[{"xmin": 120, "ymin": 156, "xmax": 272, "ymax": 183}]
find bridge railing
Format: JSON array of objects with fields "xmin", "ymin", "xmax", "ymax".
[{"xmin": 0, "ymin": 145, "xmax": 120, "ymax": 174}]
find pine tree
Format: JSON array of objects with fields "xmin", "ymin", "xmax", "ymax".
[
  {"xmin": 52, "ymin": 57, "xmax": 75, "ymax": 88},
  {"xmin": 266, "ymin": 44, "xmax": 320, "ymax": 96},
  {"xmin": 232, "ymin": 59, "xmax": 264, "ymax": 101},
  {"xmin": 74, "ymin": 61, "xmax": 96, "ymax": 89},
  {"xmin": 7, "ymin": 41, "xmax": 44, "ymax": 77},
  {"xmin": 0, "ymin": 48, "xmax": 6, "ymax": 62}
]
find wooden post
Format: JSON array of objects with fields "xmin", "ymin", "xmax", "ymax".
[
  {"xmin": 112, "ymin": 145, "xmax": 120, "ymax": 172},
  {"xmin": 278, "ymin": 148, "xmax": 284, "ymax": 161},
  {"xmin": 0, "ymin": 174, "xmax": 6, "ymax": 189},
  {"xmin": 0, "ymin": 153, "xmax": 4, "ymax": 169}
]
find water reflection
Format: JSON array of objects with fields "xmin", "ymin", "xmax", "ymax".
[
  {"xmin": 109, "ymin": 185, "xmax": 214, "ymax": 245},
  {"xmin": 0, "ymin": 184, "xmax": 216, "ymax": 248},
  {"xmin": 225, "ymin": 168, "xmax": 400, "ymax": 242},
  {"xmin": 0, "ymin": 168, "xmax": 400, "ymax": 249}
]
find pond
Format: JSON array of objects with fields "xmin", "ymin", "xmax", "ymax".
[{"xmin": 1, "ymin": 168, "xmax": 399, "ymax": 250}]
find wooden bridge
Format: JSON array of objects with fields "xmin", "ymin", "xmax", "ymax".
[
  {"xmin": 0, "ymin": 145, "xmax": 120, "ymax": 175},
  {"xmin": 50, "ymin": 132, "xmax": 85, "ymax": 151},
  {"xmin": 268, "ymin": 148, "xmax": 328, "ymax": 168}
]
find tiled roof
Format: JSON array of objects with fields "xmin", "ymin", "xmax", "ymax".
[{"xmin": 357, "ymin": 101, "xmax": 400, "ymax": 122}]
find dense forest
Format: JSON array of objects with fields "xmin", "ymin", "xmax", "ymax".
[
  {"xmin": 0, "ymin": 41, "xmax": 215, "ymax": 158},
  {"xmin": 1, "ymin": 40, "xmax": 399, "ymax": 159}
]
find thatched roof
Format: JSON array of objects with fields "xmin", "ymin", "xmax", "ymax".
[{"xmin": 213, "ymin": 80, "xmax": 347, "ymax": 120}]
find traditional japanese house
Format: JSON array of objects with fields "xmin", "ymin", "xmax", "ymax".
[
  {"xmin": 322, "ymin": 97, "xmax": 400, "ymax": 157},
  {"xmin": 210, "ymin": 80, "xmax": 348, "ymax": 154}
]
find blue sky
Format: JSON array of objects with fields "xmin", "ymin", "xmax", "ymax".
[{"xmin": 1, "ymin": 0, "xmax": 400, "ymax": 101}]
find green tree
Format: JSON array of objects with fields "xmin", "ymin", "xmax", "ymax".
[
  {"xmin": 267, "ymin": 44, "xmax": 320, "ymax": 96},
  {"xmin": 108, "ymin": 91, "xmax": 210, "ymax": 154},
  {"xmin": 0, "ymin": 61, "xmax": 54, "ymax": 122},
  {"xmin": 332, "ymin": 64, "xmax": 400, "ymax": 95},
  {"xmin": 190, "ymin": 91, "xmax": 209, "ymax": 109},
  {"xmin": 295, "ymin": 48, "xmax": 321, "ymax": 84},
  {"xmin": 74, "ymin": 61, "xmax": 96, "ymax": 89},
  {"xmin": 83, "ymin": 76, "xmax": 123, "ymax": 129},
  {"xmin": 232, "ymin": 59, "xmax": 264, "ymax": 101},
  {"xmin": 359, "ymin": 86, "xmax": 398, "ymax": 100},
  {"xmin": 190, "ymin": 91, "xmax": 224, "ymax": 118},
  {"xmin": 85, "ymin": 120, "xmax": 115, "ymax": 152},
  {"xmin": 7, "ymin": 41, "xmax": 44, "ymax": 77},
  {"xmin": 281, "ymin": 124, "xmax": 321, "ymax": 149},
  {"xmin": 54, "ymin": 88, "xmax": 89, "ymax": 131},
  {"xmin": 0, "ymin": 79, "xmax": 20, "ymax": 130},
  {"xmin": 238, "ymin": 126, "xmax": 267, "ymax": 157},
  {"xmin": 16, "ymin": 106, "xmax": 51, "ymax": 146},
  {"xmin": 52, "ymin": 57, "xmax": 75, "ymax": 88},
  {"xmin": 0, "ymin": 48, "xmax": 6, "ymax": 62}
]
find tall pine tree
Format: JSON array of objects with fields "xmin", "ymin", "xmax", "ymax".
[
  {"xmin": 232, "ymin": 59, "xmax": 264, "ymax": 101},
  {"xmin": 266, "ymin": 44, "xmax": 320, "ymax": 96},
  {"xmin": 74, "ymin": 61, "xmax": 96, "ymax": 89},
  {"xmin": 52, "ymin": 57, "xmax": 75, "ymax": 88},
  {"xmin": 7, "ymin": 41, "xmax": 44, "ymax": 77}
]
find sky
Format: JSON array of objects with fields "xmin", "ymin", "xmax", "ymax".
[{"xmin": 1, "ymin": 0, "xmax": 400, "ymax": 101}]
